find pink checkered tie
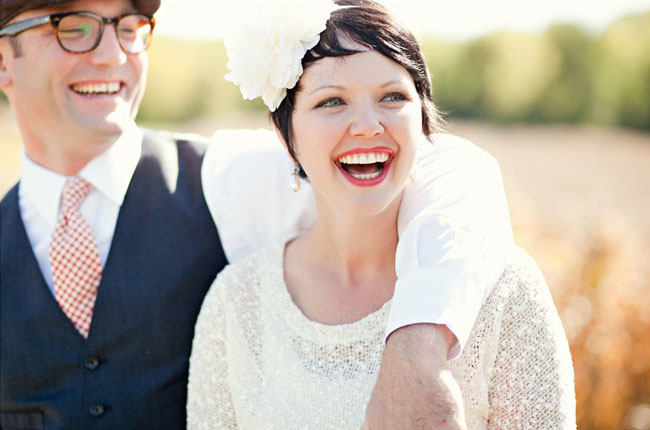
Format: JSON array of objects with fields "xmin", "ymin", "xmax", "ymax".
[{"xmin": 49, "ymin": 176, "xmax": 103, "ymax": 338}]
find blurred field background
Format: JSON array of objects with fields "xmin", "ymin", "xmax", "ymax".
[{"xmin": 2, "ymin": 5, "xmax": 650, "ymax": 430}]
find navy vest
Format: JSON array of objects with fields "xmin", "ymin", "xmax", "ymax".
[{"xmin": 1, "ymin": 132, "xmax": 227, "ymax": 429}]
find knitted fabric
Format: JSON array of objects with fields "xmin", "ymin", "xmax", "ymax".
[{"xmin": 187, "ymin": 245, "xmax": 576, "ymax": 429}]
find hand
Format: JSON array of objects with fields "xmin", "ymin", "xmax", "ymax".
[{"xmin": 362, "ymin": 324, "xmax": 467, "ymax": 430}]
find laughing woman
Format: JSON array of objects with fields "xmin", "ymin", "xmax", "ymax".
[{"xmin": 187, "ymin": 1, "xmax": 575, "ymax": 429}]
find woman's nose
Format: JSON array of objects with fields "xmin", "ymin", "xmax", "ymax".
[{"xmin": 349, "ymin": 104, "xmax": 384, "ymax": 138}]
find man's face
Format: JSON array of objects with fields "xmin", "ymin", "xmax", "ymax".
[{"xmin": 0, "ymin": 0, "xmax": 148, "ymax": 150}]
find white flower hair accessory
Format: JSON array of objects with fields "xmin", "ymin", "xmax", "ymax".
[{"xmin": 224, "ymin": 0, "xmax": 340, "ymax": 111}]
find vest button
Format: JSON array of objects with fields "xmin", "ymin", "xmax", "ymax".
[
  {"xmin": 84, "ymin": 356, "xmax": 100, "ymax": 370},
  {"xmin": 89, "ymin": 403, "xmax": 105, "ymax": 418}
]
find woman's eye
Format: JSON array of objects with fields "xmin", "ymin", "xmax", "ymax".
[
  {"xmin": 382, "ymin": 92, "xmax": 407, "ymax": 103},
  {"xmin": 316, "ymin": 97, "xmax": 344, "ymax": 108}
]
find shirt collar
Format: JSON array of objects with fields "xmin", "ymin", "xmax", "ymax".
[{"xmin": 19, "ymin": 125, "xmax": 143, "ymax": 227}]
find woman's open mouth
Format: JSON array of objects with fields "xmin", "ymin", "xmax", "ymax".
[{"xmin": 335, "ymin": 147, "xmax": 395, "ymax": 187}]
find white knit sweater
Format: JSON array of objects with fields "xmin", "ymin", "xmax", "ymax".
[{"xmin": 187, "ymin": 245, "xmax": 576, "ymax": 429}]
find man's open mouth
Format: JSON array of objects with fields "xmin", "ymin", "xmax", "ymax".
[{"xmin": 70, "ymin": 82, "xmax": 122, "ymax": 95}]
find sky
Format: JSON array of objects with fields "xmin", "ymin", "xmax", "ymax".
[{"xmin": 154, "ymin": 0, "xmax": 650, "ymax": 41}]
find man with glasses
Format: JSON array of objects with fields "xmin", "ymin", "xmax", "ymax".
[
  {"xmin": 0, "ymin": 1, "xmax": 219, "ymax": 428},
  {"xmin": 0, "ymin": 0, "xmax": 515, "ymax": 429}
]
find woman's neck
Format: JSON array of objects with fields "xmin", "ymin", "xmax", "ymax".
[
  {"xmin": 309, "ymin": 203, "xmax": 399, "ymax": 281},
  {"xmin": 284, "ymin": 195, "xmax": 401, "ymax": 325}
]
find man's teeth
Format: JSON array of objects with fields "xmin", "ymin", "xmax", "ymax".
[
  {"xmin": 349, "ymin": 171, "xmax": 382, "ymax": 180},
  {"xmin": 337, "ymin": 152, "xmax": 390, "ymax": 165},
  {"xmin": 72, "ymin": 82, "xmax": 120, "ymax": 94}
]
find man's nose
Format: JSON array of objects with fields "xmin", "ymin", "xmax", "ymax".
[{"xmin": 89, "ymin": 25, "xmax": 127, "ymax": 67}]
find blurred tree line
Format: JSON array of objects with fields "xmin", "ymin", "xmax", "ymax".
[
  {"xmin": 422, "ymin": 11, "xmax": 650, "ymax": 130},
  {"xmin": 1, "ymin": 12, "xmax": 648, "ymax": 130}
]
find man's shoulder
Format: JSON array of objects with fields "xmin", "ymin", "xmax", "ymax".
[
  {"xmin": 0, "ymin": 183, "xmax": 19, "ymax": 210},
  {"xmin": 140, "ymin": 128, "xmax": 212, "ymax": 156}
]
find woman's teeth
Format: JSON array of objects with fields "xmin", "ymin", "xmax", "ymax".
[
  {"xmin": 71, "ymin": 82, "xmax": 121, "ymax": 95},
  {"xmin": 350, "ymin": 171, "xmax": 382, "ymax": 180},
  {"xmin": 337, "ymin": 152, "xmax": 390, "ymax": 165},
  {"xmin": 337, "ymin": 152, "xmax": 391, "ymax": 180}
]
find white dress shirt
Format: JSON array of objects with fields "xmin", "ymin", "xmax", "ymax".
[
  {"xmin": 204, "ymin": 130, "xmax": 514, "ymax": 358},
  {"xmin": 19, "ymin": 126, "xmax": 142, "ymax": 296}
]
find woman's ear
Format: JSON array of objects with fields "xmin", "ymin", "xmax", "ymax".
[
  {"xmin": 273, "ymin": 126, "xmax": 289, "ymax": 151},
  {"xmin": 273, "ymin": 125, "xmax": 299, "ymax": 164}
]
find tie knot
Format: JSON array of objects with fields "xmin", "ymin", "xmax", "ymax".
[{"xmin": 61, "ymin": 176, "xmax": 92, "ymax": 213}]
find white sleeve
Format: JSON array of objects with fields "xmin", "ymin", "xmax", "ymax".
[
  {"xmin": 187, "ymin": 278, "xmax": 238, "ymax": 429},
  {"xmin": 389, "ymin": 134, "xmax": 515, "ymax": 359},
  {"xmin": 201, "ymin": 129, "xmax": 317, "ymax": 263},
  {"xmin": 487, "ymin": 254, "xmax": 576, "ymax": 429}
]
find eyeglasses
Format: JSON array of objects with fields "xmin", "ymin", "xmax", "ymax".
[{"xmin": 0, "ymin": 11, "xmax": 155, "ymax": 54}]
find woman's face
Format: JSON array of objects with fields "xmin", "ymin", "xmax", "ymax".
[{"xmin": 290, "ymin": 49, "xmax": 422, "ymax": 218}]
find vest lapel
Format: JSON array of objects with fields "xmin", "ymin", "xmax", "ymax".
[{"xmin": 0, "ymin": 185, "xmax": 85, "ymax": 342}]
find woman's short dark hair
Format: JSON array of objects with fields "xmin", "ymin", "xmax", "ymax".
[{"xmin": 271, "ymin": 0, "xmax": 441, "ymax": 177}]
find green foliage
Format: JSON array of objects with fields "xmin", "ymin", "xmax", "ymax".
[
  {"xmin": 137, "ymin": 37, "xmax": 264, "ymax": 124},
  {"xmin": 424, "ymin": 12, "xmax": 650, "ymax": 130},
  {"xmin": 134, "ymin": 12, "xmax": 650, "ymax": 130},
  {"xmin": 592, "ymin": 12, "xmax": 650, "ymax": 129}
]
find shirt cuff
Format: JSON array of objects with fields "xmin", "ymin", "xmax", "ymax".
[{"xmin": 385, "ymin": 265, "xmax": 486, "ymax": 360}]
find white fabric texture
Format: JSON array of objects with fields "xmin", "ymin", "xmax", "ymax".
[
  {"xmin": 18, "ymin": 125, "xmax": 142, "ymax": 296},
  {"xmin": 187, "ymin": 245, "xmax": 575, "ymax": 429},
  {"xmin": 203, "ymin": 130, "xmax": 514, "ymax": 354}
]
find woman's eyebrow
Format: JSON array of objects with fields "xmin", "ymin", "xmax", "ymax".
[
  {"xmin": 380, "ymin": 79, "xmax": 405, "ymax": 88},
  {"xmin": 308, "ymin": 85, "xmax": 345, "ymax": 95}
]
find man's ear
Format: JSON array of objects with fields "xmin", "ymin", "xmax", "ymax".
[{"xmin": 0, "ymin": 44, "xmax": 14, "ymax": 89}]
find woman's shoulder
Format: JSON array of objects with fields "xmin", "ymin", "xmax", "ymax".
[
  {"xmin": 205, "ymin": 242, "xmax": 285, "ymax": 311},
  {"xmin": 468, "ymin": 247, "xmax": 572, "ymax": 372},
  {"xmin": 461, "ymin": 248, "xmax": 564, "ymax": 363},
  {"xmin": 488, "ymin": 248, "xmax": 555, "ymax": 311}
]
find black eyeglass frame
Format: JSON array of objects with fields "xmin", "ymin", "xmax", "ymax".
[{"xmin": 0, "ymin": 11, "xmax": 155, "ymax": 54}]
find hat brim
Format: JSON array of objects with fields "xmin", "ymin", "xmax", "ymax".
[{"xmin": 1, "ymin": 0, "xmax": 161, "ymax": 28}]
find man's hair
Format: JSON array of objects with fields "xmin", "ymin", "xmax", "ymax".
[
  {"xmin": 270, "ymin": 0, "xmax": 441, "ymax": 177},
  {"xmin": 7, "ymin": 36, "xmax": 22, "ymax": 57}
]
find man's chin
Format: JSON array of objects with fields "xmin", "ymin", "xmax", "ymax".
[{"xmin": 73, "ymin": 114, "xmax": 133, "ymax": 139}]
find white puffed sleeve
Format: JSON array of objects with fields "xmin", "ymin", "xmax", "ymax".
[{"xmin": 202, "ymin": 129, "xmax": 317, "ymax": 263}]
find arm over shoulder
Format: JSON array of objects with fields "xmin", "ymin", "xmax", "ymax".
[
  {"xmin": 202, "ymin": 129, "xmax": 317, "ymax": 263},
  {"xmin": 390, "ymin": 134, "xmax": 515, "ymax": 358},
  {"xmin": 203, "ymin": 131, "xmax": 515, "ymax": 360}
]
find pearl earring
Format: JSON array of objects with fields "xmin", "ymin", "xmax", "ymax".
[{"xmin": 290, "ymin": 164, "xmax": 301, "ymax": 192}]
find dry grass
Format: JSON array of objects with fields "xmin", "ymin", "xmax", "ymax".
[{"xmin": 1, "ymin": 108, "xmax": 649, "ymax": 429}]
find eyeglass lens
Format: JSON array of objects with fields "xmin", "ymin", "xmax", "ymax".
[{"xmin": 57, "ymin": 14, "xmax": 152, "ymax": 53}]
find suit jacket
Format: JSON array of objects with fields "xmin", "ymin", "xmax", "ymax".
[{"xmin": 0, "ymin": 132, "xmax": 227, "ymax": 429}]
